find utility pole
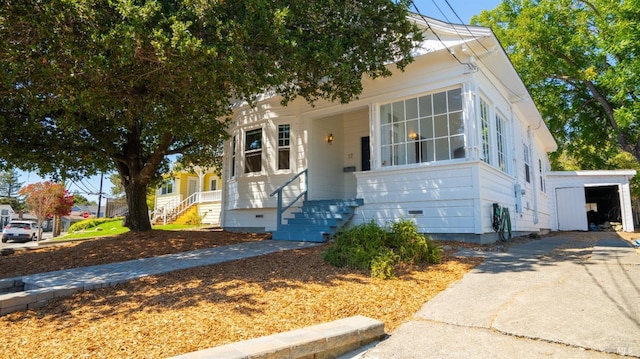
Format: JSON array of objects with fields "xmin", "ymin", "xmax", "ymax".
[{"xmin": 97, "ymin": 172, "xmax": 103, "ymax": 218}]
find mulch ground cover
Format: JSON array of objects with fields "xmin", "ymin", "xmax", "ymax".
[{"xmin": 2, "ymin": 228, "xmax": 623, "ymax": 358}]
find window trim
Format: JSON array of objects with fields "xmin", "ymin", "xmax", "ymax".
[
  {"xmin": 479, "ymin": 96, "xmax": 491, "ymax": 165},
  {"xmin": 539, "ymin": 159, "xmax": 546, "ymax": 192},
  {"xmin": 378, "ymin": 86, "xmax": 465, "ymax": 168},
  {"xmin": 159, "ymin": 179, "xmax": 174, "ymax": 195},
  {"xmin": 277, "ymin": 124, "xmax": 291, "ymax": 171},
  {"xmin": 230, "ymin": 135, "xmax": 237, "ymax": 179},
  {"xmin": 523, "ymin": 143, "xmax": 531, "ymax": 183},
  {"xmin": 495, "ymin": 111, "xmax": 509, "ymax": 174},
  {"xmin": 244, "ymin": 128, "xmax": 263, "ymax": 174}
]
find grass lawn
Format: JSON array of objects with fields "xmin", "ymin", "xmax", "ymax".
[{"xmin": 54, "ymin": 220, "xmax": 212, "ymax": 241}]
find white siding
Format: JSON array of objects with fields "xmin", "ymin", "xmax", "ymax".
[
  {"xmin": 308, "ymin": 114, "xmax": 344, "ymax": 199},
  {"xmin": 355, "ymin": 163, "xmax": 478, "ymax": 233}
]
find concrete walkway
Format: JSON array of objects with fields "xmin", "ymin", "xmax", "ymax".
[
  {"xmin": 357, "ymin": 235, "xmax": 640, "ymax": 358},
  {"xmin": 2, "ymin": 240, "xmax": 321, "ymax": 315},
  {"xmin": 20, "ymin": 241, "xmax": 319, "ymax": 290}
]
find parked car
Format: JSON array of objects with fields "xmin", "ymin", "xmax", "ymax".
[{"xmin": 1, "ymin": 220, "xmax": 39, "ymax": 243}]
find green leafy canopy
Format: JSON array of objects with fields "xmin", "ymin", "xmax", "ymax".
[
  {"xmin": 473, "ymin": 0, "xmax": 640, "ymax": 172},
  {"xmin": 0, "ymin": 0, "xmax": 421, "ymax": 230}
]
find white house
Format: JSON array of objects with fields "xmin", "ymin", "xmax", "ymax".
[{"xmin": 219, "ymin": 15, "xmax": 635, "ymax": 243}]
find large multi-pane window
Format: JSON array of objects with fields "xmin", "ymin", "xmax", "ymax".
[
  {"xmin": 480, "ymin": 98, "xmax": 491, "ymax": 164},
  {"xmin": 380, "ymin": 88, "xmax": 464, "ymax": 167},
  {"xmin": 496, "ymin": 113, "xmax": 508, "ymax": 173},
  {"xmin": 244, "ymin": 129, "xmax": 262, "ymax": 173},
  {"xmin": 278, "ymin": 124, "xmax": 290, "ymax": 170}
]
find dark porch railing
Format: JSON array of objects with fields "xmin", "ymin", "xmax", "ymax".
[{"xmin": 269, "ymin": 169, "xmax": 308, "ymax": 231}]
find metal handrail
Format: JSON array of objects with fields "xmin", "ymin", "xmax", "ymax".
[{"xmin": 270, "ymin": 169, "xmax": 308, "ymax": 231}]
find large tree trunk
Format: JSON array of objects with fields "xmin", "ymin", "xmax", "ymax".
[{"xmin": 124, "ymin": 181, "xmax": 152, "ymax": 231}]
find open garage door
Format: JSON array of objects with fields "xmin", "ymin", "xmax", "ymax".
[
  {"xmin": 585, "ymin": 185, "xmax": 622, "ymax": 228},
  {"xmin": 556, "ymin": 187, "xmax": 588, "ymax": 231}
]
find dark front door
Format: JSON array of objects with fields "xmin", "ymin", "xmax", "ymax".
[{"xmin": 361, "ymin": 136, "xmax": 371, "ymax": 171}]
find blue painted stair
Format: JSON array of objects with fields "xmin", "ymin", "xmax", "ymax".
[{"xmin": 271, "ymin": 199, "xmax": 364, "ymax": 242}]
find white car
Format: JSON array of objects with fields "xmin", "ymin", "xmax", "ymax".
[{"xmin": 2, "ymin": 221, "xmax": 39, "ymax": 243}]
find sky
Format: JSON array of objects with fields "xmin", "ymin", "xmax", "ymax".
[
  {"xmin": 411, "ymin": 0, "xmax": 502, "ymax": 24},
  {"xmin": 17, "ymin": 0, "xmax": 503, "ymax": 205}
]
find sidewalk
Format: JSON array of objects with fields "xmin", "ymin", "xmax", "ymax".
[
  {"xmin": 20, "ymin": 241, "xmax": 320, "ymax": 290},
  {"xmin": 1, "ymin": 241, "xmax": 320, "ymax": 315},
  {"xmin": 356, "ymin": 235, "xmax": 640, "ymax": 358}
]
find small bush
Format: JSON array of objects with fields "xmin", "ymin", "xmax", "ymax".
[
  {"xmin": 323, "ymin": 221, "xmax": 387, "ymax": 270},
  {"xmin": 371, "ymin": 249, "xmax": 400, "ymax": 280},
  {"xmin": 68, "ymin": 217, "xmax": 124, "ymax": 233},
  {"xmin": 182, "ymin": 211, "xmax": 203, "ymax": 225},
  {"xmin": 323, "ymin": 218, "xmax": 442, "ymax": 279}
]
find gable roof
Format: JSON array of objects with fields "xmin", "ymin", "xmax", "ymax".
[{"xmin": 410, "ymin": 14, "xmax": 557, "ymax": 152}]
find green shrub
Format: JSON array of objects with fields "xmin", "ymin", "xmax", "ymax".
[
  {"xmin": 68, "ymin": 217, "xmax": 124, "ymax": 233},
  {"xmin": 371, "ymin": 249, "xmax": 400, "ymax": 280},
  {"xmin": 390, "ymin": 218, "xmax": 442, "ymax": 265},
  {"xmin": 323, "ymin": 221, "xmax": 387, "ymax": 270},
  {"xmin": 182, "ymin": 211, "xmax": 203, "ymax": 225},
  {"xmin": 323, "ymin": 218, "xmax": 443, "ymax": 280}
]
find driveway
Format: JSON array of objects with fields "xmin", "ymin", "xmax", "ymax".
[{"xmin": 358, "ymin": 232, "xmax": 640, "ymax": 358}]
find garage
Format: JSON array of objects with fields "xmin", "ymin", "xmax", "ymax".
[{"xmin": 547, "ymin": 170, "xmax": 636, "ymax": 232}]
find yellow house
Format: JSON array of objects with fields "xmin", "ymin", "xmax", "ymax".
[{"xmin": 152, "ymin": 167, "xmax": 223, "ymax": 225}]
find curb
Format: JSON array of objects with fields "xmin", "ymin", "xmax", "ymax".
[{"xmin": 168, "ymin": 316, "xmax": 385, "ymax": 359}]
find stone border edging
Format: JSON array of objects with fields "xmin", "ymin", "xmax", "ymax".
[{"xmin": 168, "ymin": 315, "xmax": 385, "ymax": 359}]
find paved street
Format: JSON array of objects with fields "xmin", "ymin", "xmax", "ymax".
[{"xmin": 1, "ymin": 232, "xmax": 54, "ymax": 250}]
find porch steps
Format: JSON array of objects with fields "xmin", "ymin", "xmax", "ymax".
[
  {"xmin": 152, "ymin": 203, "xmax": 195, "ymax": 225},
  {"xmin": 272, "ymin": 199, "xmax": 363, "ymax": 242}
]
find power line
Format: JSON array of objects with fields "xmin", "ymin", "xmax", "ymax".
[
  {"xmin": 413, "ymin": 0, "xmax": 529, "ymax": 103},
  {"xmin": 443, "ymin": 0, "xmax": 491, "ymax": 53},
  {"xmin": 409, "ymin": 0, "xmax": 464, "ymax": 65}
]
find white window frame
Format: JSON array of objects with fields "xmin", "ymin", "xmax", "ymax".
[
  {"xmin": 495, "ymin": 112, "xmax": 509, "ymax": 174},
  {"xmin": 479, "ymin": 97, "xmax": 491, "ymax": 164},
  {"xmin": 277, "ymin": 124, "xmax": 291, "ymax": 170},
  {"xmin": 159, "ymin": 180, "xmax": 174, "ymax": 195},
  {"xmin": 523, "ymin": 143, "xmax": 531, "ymax": 183},
  {"xmin": 230, "ymin": 135, "xmax": 237, "ymax": 179},
  {"xmin": 379, "ymin": 87, "xmax": 465, "ymax": 168},
  {"xmin": 244, "ymin": 128, "xmax": 263, "ymax": 174},
  {"xmin": 539, "ymin": 159, "xmax": 546, "ymax": 192},
  {"xmin": 210, "ymin": 178, "xmax": 218, "ymax": 191}
]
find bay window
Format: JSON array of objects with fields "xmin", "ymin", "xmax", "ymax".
[{"xmin": 380, "ymin": 88, "xmax": 464, "ymax": 167}]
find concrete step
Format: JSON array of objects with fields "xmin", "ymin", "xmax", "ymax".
[{"xmin": 168, "ymin": 315, "xmax": 385, "ymax": 359}]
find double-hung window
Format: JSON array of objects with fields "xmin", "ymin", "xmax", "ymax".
[
  {"xmin": 160, "ymin": 180, "xmax": 174, "ymax": 195},
  {"xmin": 496, "ymin": 113, "xmax": 508, "ymax": 173},
  {"xmin": 230, "ymin": 136, "xmax": 237, "ymax": 178},
  {"xmin": 245, "ymin": 129, "xmax": 262, "ymax": 173},
  {"xmin": 539, "ymin": 159, "xmax": 546, "ymax": 192},
  {"xmin": 380, "ymin": 88, "xmax": 464, "ymax": 167},
  {"xmin": 480, "ymin": 98, "xmax": 491, "ymax": 164},
  {"xmin": 278, "ymin": 124, "xmax": 290, "ymax": 170},
  {"xmin": 523, "ymin": 144, "xmax": 531, "ymax": 183}
]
